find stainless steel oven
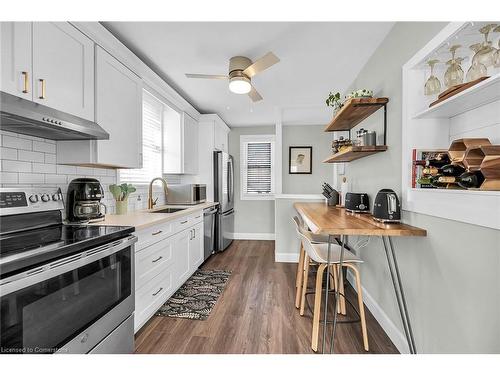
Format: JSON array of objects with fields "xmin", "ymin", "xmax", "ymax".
[{"xmin": 0, "ymin": 235, "xmax": 136, "ymax": 354}]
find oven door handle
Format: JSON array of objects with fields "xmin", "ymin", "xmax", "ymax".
[{"xmin": 0, "ymin": 235, "xmax": 138, "ymax": 295}]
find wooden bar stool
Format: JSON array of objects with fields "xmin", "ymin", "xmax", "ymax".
[
  {"xmin": 294, "ymin": 215, "xmax": 339, "ymax": 310},
  {"xmin": 292, "ymin": 216, "xmax": 369, "ymax": 352}
]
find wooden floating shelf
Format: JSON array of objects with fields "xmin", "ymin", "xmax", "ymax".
[
  {"xmin": 324, "ymin": 97, "xmax": 389, "ymax": 132},
  {"xmin": 323, "ymin": 145, "xmax": 388, "ymax": 163},
  {"xmin": 413, "ymin": 73, "xmax": 500, "ymax": 119}
]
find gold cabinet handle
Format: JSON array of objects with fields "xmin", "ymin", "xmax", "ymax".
[
  {"xmin": 22, "ymin": 71, "xmax": 29, "ymax": 93},
  {"xmin": 39, "ymin": 79, "xmax": 46, "ymax": 99}
]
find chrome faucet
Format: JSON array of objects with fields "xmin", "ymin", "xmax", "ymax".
[{"xmin": 148, "ymin": 177, "xmax": 168, "ymax": 209}]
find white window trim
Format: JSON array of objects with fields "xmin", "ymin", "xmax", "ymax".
[{"xmin": 240, "ymin": 134, "xmax": 276, "ymax": 201}]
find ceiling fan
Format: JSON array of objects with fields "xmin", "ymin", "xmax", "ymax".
[{"xmin": 185, "ymin": 52, "xmax": 280, "ymax": 102}]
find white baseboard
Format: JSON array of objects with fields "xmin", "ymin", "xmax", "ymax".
[
  {"xmin": 229, "ymin": 232, "xmax": 275, "ymax": 240},
  {"xmin": 346, "ymin": 271, "xmax": 409, "ymax": 354},
  {"xmin": 275, "ymin": 253, "xmax": 299, "ymax": 263}
]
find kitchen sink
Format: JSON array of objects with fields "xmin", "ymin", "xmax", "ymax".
[{"xmin": 151, "ymin": 207, "xmax": 187, "ymax": 214}]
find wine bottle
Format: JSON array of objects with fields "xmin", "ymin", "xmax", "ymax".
[
  {"xmin": 429, "ymin": 175, "xmax": 454, "ymax": 188},
  {"xmin": 422, "ymin": 164, "xmax": 466, "ymax": 177},
  {"xmin": 413, "ymin": 153, "xmax": 450, "ymax": 168},
  {"xmin": 438, "ymin": 171, "xmax": 485, "ymax": 189}
]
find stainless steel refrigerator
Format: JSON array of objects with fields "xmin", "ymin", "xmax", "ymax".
[{"xmin": 214, "ymin": 150, "xmax": 234, "ymax": 251}]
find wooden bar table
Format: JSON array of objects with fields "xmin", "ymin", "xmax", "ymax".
[{"xmin": 294, "ymin": 202, "xmax": 426, "ymax": 354}]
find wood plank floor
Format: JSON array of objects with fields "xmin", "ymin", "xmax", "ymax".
[{"xmin": 134, "ymin": 240, "xmax": 399, "ymax": 354}]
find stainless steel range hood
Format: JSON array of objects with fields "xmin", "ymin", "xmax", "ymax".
[{"xmin": 0, "ymin": 92, "xmax": 109, "ymax": 140}]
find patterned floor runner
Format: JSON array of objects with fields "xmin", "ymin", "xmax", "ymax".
[{"xmin": 156, "ymin": 269, "xmax": 231, "ymax": 320}]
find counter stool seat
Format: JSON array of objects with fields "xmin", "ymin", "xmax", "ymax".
[{"xmin": 292, "ymin": 216, "xmax": 369, "ymax": 352}]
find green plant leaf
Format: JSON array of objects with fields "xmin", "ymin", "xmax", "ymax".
[{"xmin": 109, "ymin": 184, "xmax": 123, "ymax": 201}]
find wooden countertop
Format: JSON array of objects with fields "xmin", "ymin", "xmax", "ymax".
[
  {"xmin": 91, "ymin": 202, "xmax": 218, "ymax": 231},
  {"xmin": 294, "ymin": 202, "xmax": 426, "ymax": 237}
]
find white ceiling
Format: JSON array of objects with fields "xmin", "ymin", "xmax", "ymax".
[{"xmin": 102, "ymin": 22, "xmax": 394, "ymax": 127}]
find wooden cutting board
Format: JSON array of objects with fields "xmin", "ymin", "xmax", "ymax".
[{"xmin": 429, "ymin": 76, "xmax": 489, "ymax": 107}]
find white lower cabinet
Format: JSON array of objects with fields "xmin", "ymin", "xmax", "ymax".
[
  {"xmin": 134, "ymin": 211, "xmax": 204, "ymax": 332},
  {"xmin": 189, "ymin": 222, "xmax": 204, "ymax": 271},
  {"xmin": 172, "ymin": 228, "xmax": 190, "ymax": 286}
]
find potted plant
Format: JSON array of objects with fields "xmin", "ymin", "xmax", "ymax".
[
  {"xmin": 325, "ymin": 91, "xmax": 344, "ymax": 113},
  {"xmin": 346, "ymin": 88, "xmax": 373, "ymax": 99},
  {"xmin": 109, "ymin": 183, "xmax": 136, "ymax": 215}
]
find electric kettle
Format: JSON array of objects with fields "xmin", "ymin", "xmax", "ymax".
[{"xmin": 373, "ymin": 189, "xmax": 401, "ymax": 223}]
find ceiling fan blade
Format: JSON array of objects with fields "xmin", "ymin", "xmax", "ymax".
[
  {"xmin": 243, "ymin": 52, "xmax": 280, "ymax": 77},
  {"xmin": 185, "ymin": 73, "xmax": 228, "ymax": 79},
  {"xmin": 248, "ymin": 86, "xmax": 263, "ymax": 102}
]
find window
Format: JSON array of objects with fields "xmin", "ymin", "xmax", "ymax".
[
  {"xmin": 120, "ymin": 90, "xmax": 171, "ymax": 184},
  {"xmin": 240, "ymin": 134, "xmax": 275, "ymax": 200}
]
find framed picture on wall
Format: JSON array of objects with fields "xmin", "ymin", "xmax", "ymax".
[{"xmin": 289, "ymin": 146, "xmax": 312, "ymax": 174}]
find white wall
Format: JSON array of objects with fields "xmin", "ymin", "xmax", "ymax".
[
  {"xmin": 338, "ymin": 22, "xmax": 500, "ymax": 353},
  {"xmin": 228, "ymin": 126, "xmax": 276, "ymax": 236},
  {"xmin": 282, "ymin": 125, "xmax": 333, "ymax": 194}
]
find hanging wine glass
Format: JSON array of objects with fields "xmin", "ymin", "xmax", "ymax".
[
  {"xmin": 466, "ymin": 43, "xmax": 488, "ymax": 81},
  {"xmin": 493, "ymin": 25, "xmax": 500, "ymax": 68},
  {"xmin": 444, "ymin": 45, "xmax": 464, "ymax": 88},
  {"xmin": 471, "ymin": 24, "xmax": 498, "ymax": 71},
  {"xmin": 424, "ymin": 59, "xmax": 441, "ymax": 95}
]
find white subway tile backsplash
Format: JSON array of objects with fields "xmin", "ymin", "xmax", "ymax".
[
  {"xmin": 94, "ymin": 168, "xmax": 109, "ymax": 176},
  {"xmin": 45, "ymin": 174, "xmax": 67, "ymax": 184},
  {"xmin": 76, "ymin": 166, "xmax": 95, "ymax": 175},
  {"xmin": 0, "ymin": 172, "xmax": 18, "ymax": 184},
  {"xmin": 56, "ymin": 165, "xmax": 77, "ymax": 175},
  {"xmin": 33, "ymin": 163, "xmax": 57, "ymax": 174},
  {"xmin": 45, "ymin": 154, "xmax": 56, "ymax": 164},
  {"xmin": 0, "ymin": 147, "xmax": 17, "ymax": 160},
  {"xmin": 0, "ymin": 131, "xmax": 126, "ymax": 214},
  {"xmin": 33, "ymin": 141, "xmax": 56, "ymax": 154},
  {"xmin": 18, "ymin": 173, "xmax": 45, "ymax": 184},
  {"xmin": 18, "ymin": 150, "xmax": 45, "ymax": 162},
  {"xmin": 2, "ymin": 135, "xmax": 32, "ymax": 150},
  {"xmin": 2, "ymin": 160, "xmax": 32, "ymax": 173},
  {"xmin": 17, "ymin": 133, "xmax": 44, "ymax": 141},
  {"xmin": 99, "ymin": 176, "xmax": 115, "ymax": 184}
]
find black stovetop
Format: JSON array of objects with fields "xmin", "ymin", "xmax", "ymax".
[{"xmin": 0, "ymin": 223, "xmax": 134, "ymax": 278}]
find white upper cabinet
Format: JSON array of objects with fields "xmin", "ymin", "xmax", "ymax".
[
  {"xmin": 163, "ymin": 111, "xmax": 199, "ymax": 174},
  {"xmin": 32, "ymin": 22, "xmax": 95, "ymax": 120},
  {"xmin": 183, "ymin": 113, "xmax": 199, "ymax": 174},
  {"xmin": 57, "ymin": 46, "xmax": 142, "ymax": 168},
  {"xmin": 94, "ymin": 46, "xmax": 142, "ymax": 168},
  {"xmin": 0, "ymin": 22, "xmax": 32, "ymax": 99},
  {"xmin": 214, "ymin": 117, "xmax": 229, "ymax": 152}
]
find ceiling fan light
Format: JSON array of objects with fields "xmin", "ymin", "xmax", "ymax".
[{"xmin": 229, "ymin": 76, "xmax": 251, "ymax": 94}]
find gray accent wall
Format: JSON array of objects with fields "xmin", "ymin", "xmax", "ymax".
[
  {"xmin": 282, "ymin": 125, "xmax": 333, "ymax": 194},
  {"xmin": 228, "ymin": 126, "xmax": 276, "ymax": 235},
  {"xmin": 339, "ymin": 22, "xmax": 500, "ymax": 353}
]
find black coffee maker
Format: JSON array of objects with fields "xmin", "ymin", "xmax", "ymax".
[{"xmin": 67, "ymin": 178, "xmax": 106, "ymax": 222}]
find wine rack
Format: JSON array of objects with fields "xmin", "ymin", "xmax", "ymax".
[
  {"xmin": 402, "ymin": 22, "xmax": 500, "ymax": 229},
  {"xmin": 479, "ymin": 145, "xmax": 500, "ymax": 191},
  {"xmin": 448, "ymin": 138, "xmax": 491, "ymax": 166}
]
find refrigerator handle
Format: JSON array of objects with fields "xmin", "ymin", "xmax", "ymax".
[{"xmin": 227, "ymin": 158, "xmax": 233, "ymax": 203}]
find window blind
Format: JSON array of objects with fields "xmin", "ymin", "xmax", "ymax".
[
  {"xmin": 120, "ymin": 91, "xmax": 163, "ymax": 183},
  {"xmin": 246, "ymin": 142, "xmax": 272, "ymax": 194}
]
